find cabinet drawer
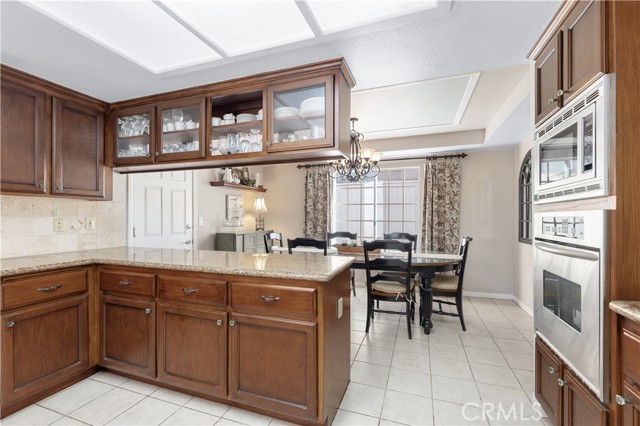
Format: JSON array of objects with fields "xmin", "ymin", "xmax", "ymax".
[
  {"xmin": 100, "ymin": 270, "xmax": 155, "ymax": 297},
  {"xmin": 231, "ymin": 282, "xmax": 316, "ymax": 317},
  {"xmin": 622, "ymin": 321, "xmax": 640, "ymax": 384},
  {"xmin": 2, "ymin": 269, "xmax": 88, "ymax": 310},
  {"xmin": 158, "ymin": 275, "xmax": 227, "ymax": 306}
]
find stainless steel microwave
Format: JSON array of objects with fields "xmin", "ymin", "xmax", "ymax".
[{"xmin": 532, "ymin": 75, "xmax": 612, "ymax": 204}]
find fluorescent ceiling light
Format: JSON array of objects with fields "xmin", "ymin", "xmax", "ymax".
[
  {"xmin": 306, "ymin": 0, "xmax": 438, "ymax": 33},
  {"xmin": 162, "ymin": 0, "xmax": 314, "ymax": 56},
  {"xmin": 26, "ymin": 0, "xmax": 221, "ymax": 73}
]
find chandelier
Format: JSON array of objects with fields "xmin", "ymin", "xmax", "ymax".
[{"xmin": 330, "ymin": 118, "xmax": 382, "ymax": 182}]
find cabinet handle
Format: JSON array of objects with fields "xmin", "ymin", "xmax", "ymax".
[
  {"xmin": 118, "ymin": 280, "xmax": 132, "ymax": 286},
  {"xmin": 548, "ymin": 367, "xmax": 557, "ymax": 374},
  {"xmin": 216, "ymin": 319, "xmax": 223, "ymax": 326},
  {"xmin": 266, "ymin": 141, "xmax": 272, "ymax": 147},
  {"xmin": 182, "ymin": 288, "xmax": 198, "ymax": 294},
  {"xmin": 548, "ymin": 97, "xmax": 558, "ymax": 105},
  {"xmin": 6, "ymin": 321, "xmax": 15, "ymax": 328},
  {"xmin": 616, "ymin": 395, "xmax": 630, "ymax": 406},
  {"xmin": 557, "ymin": 378, "xmax": 565, "ymax": 387},
  {"xmin": 557, "ymin": 89, "xmax": 567, "ymax": 97},
  {"xmin": 37, "ymin": 284, "xmax": 62, "ymax": 292},
  {"xmin": 155, "ymin": 152, "xmax": 160, "ymax": 156},
  {"xmin": 261, "ymin": 296, "xmax": 280, "ymax": 303},
  {"xmin": 229, "ymin": 320, "xmax": 235, "ymax": 326},
  {"xmin": 39, "ymin": 183, "xmax": 46, "ymax": 191},
  {"xmin": 144, "ymin": 308, "xmax": 152, "ymax": 314},
  {"xmin": 55, "ymin": 185, "xmax": 63, "ymax": 191}
]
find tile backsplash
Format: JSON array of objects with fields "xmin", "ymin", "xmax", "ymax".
[{"xmin": 0, "ymin": 195, "xmax": 126, "ymax": 258}]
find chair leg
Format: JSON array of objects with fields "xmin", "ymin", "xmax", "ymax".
[
  {"xmin": 351, "ymin": 271, "xmax": 356, "ymax": 297},
  {"xmin": 366, "ymin": 296, "xmax": 372, "ymax": 333},
  {"xmin": 456, "ymin": 294, "xmax": 466, "ymax": 331},
  {"xmin": 406, "ymin": 300, "xmax": 412, "ymax": 339}
]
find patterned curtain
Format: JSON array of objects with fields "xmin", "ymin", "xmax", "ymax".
[
  {"xmin": 421, "ymin": 158, "xmax": 461, "ymax": 253},
  {"xmin": 303, "ymin": 166, "xmax": 332, "ymax": 239}
]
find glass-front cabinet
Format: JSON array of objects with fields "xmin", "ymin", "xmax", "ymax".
[
  {"xmin": 155, "ymin": 97, "xmax": 206, "ymax": 162},
  {"xmin": 113, "ymin": 105, "xmax": 154, "ymax": 165},
  {"xmin": 266, "ymin": 75, "xmax": 334, "ymax": 152},
  {"xmin": 209, "ymin": 89, "xmax": 265, "ymax": 159}
]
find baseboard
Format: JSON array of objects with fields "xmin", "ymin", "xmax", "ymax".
[
  {"xmin": 512, "ymin": 296, "xmax": 534, "ymax": 317},
  {"xmin": 463, "ymin": 291, "xmax": 513, "ymax": 300}
]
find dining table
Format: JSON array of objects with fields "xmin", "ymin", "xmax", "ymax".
[{"xmin": 269, "ymin": 246, "xmax": 462, "ymax": 335}]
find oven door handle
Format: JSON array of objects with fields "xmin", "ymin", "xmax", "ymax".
[{"xmin": 535, "ymin": 242, "xmax": 599, "ymax": 261}]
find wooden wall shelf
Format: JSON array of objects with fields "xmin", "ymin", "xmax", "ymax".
[{"xmin": 209, "ymin": 181, "xmax": 267, "ymax": 192}]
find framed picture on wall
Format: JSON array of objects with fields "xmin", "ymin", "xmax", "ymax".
[{"xmin": 226, "ymin": 195, "xmax": 244, "ymax": 220}]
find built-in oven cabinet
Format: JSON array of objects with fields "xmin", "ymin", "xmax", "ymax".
[{"xmin": 535, "ymin": 337, "xmax": 609, "ymax": 426}]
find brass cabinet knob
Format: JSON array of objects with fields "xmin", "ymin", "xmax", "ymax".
[
  {"xmin": 557, "ymin": 378, "xmax": 565, "ymax": 387},
  {"xmin": 615, "ymin": 395, "xmax": 629, "ymax": 406}
]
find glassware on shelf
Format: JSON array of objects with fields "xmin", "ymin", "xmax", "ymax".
[
  {"xmin": 227, "ymin": 133, "xmax": 239, "ymax": 154},
  {"xmin": 171, "ymin": 109, "xmax": 184, "ymax": 123},
  {"xmin": 210, "ymin": 138, "xmax": 220, "ymax": 155},
  {"xmin": 238, "ymin": 132, "xmax": 250, "ymax": 153},
  {"xmin": 219, "ymin": 135, "xmax": 229, "ymax": 154},
  {"xmin": 249, "ymin": 129, "xmax": 262, "ymax": 152}
]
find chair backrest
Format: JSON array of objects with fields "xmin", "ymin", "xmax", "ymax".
[
  {"xmin": 287, "ymin": 238, "xmax": 328, "ymax": 255},
  {"xmin": 264, "ymin": 232, "xmax": 283, "ymax": 253},
  {"xmin": 327, "ymin": 231, "xmax": 357, "ymax": 246},
  {"xmin": 456, "ymin": 237, "xmax": 473, "ymax": 281},
  {"xmin": 363, "ymin": 240, "xmax": 413, "ymax": 292},
  {"xmin": 383, "ymin": 232, "xmax": 417, "ymax": 251}
]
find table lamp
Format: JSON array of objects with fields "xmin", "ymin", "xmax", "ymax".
[{"xmin": 254, "ymin": 196, "xmax": 268, "ymax": 231}]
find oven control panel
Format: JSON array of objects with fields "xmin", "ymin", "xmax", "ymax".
[{"xmin": 541, "ymin": 216, "xmax": 585, "ymax": 240}]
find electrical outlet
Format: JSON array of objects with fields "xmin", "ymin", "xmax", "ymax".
[
  {"xmin": 85, "ymin": 217, "xmax": 95, "ymax": 230},
  {"xmin": 54, "ymin": 218, "xmax": 64, "ymax": 232}
]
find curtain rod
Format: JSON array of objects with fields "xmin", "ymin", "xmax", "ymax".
[{"xmin": 296, "ymin": 163, "xmax": 331, "ymax": 169}]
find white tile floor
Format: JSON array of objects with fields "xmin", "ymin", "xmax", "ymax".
[{"xmin": 3, "ymin": 289, "xmax": 551, "ymax": 426}]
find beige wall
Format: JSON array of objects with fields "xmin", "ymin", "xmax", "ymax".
[
  {"xmin": 0, "ymin": 172, "xmax": 127, "ymax": 258},
  {"xmin": 194, "ymin": 167, "xmax": 267, "ymax": 251},
  {"xmin": 513, "ymin": 139, "xmax": 534, "ymax": 314},
  {"xmin": 260, "ymin": 164, "xmax": 306, "ymax": 243}
]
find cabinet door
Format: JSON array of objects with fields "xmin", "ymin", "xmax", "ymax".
[
  {"xmin": 100, "ymin": 295, "xmax": 155, "ymax": 378},
  {"xmin": 266, "ymin": 75, "xmax": 334, "ymax": 152},
  {"xmin": 0, "ymin": 77, "xmax": 48, "ymax": 194},
  {"xmin": 535, "ymin": 31, "xmax": 563, "ymax": 125},
  {"xmin": 155, "ymin": 97, "xmax": 206, "ymax": 162},
  {"xmin": 112, "ymin": 105, "xmax": 155, "ymax": 165},
  {"xmin": 1, "ymin": 295, "xmax": 88, "ymax": 405},
  {"xmin": 561, "ymin": 0, "xmax": 605, "ymax": 104},
  {"xmin": 535, "ymin": 338, "xmax": 563, "ymax": 425},
  {"xmin": 562, "ymin": 368, "xmax": 608, "ymax": 426},
  {"xmin": 52, "ymin": 97, "xmax": 106, "ymax": 198},
  {"xmin": 157, "ymin": 304, "xmax": 227, "ymax": 396},
  {"xmin": 229, "ymin": 313, "xmax": 317, "ymax": 419},
  {"xmin": 621, "ymin": 380, "xmax": 640, "ymax": 426}
]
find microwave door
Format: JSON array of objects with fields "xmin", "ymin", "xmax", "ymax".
[{"xmin": 538, "ymin": 122, "xmax": 579, "ymax": 191}]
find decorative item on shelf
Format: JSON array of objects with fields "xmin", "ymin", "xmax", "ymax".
[
  {"xmin": 223, "ymin": 168, "xmax": 234, "ymax": 183},
  {"xmin": 329, "ymin": 117, "xmax": 382, "ymax": 182},
  {"xmin": 254, "ymin": 196, "xmax": 268, "ymax": 231},
  {"xmin": 225, "ymin": 195, "xmax": 244, "ymax": 227},
  {"xmin": 253, "ymin": 253, "xmax": 268, "ymax": 270},
  {"xmin": 254, "ymin": 172, "xmax": 263, "ymax": 187}
]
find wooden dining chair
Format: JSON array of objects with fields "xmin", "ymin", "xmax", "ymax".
[
  {"xmin": 431, "ymin": 236, "xmax": 473, "ymax": 331},
  {"xmin": 383, "ymin": 232, "xmax": 417, "ymax": 251},
  {"xmin": 327, "ymin": 231, "xmax": 358, "ymax": 296},
  {"xmin": 287, "ymin": 238, "xmax": 328, "ymax": 255},
  {"xmin": 263, "ymin": 232, "xmax": 284, "ymax": 253},
  {"xmin": 364, "ymin": 240, "xmax": 415, "ymax": 339}
]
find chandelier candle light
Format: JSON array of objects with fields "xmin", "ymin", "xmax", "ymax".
[
  {"xmin": 254, "ymin": 196, "xmax": 268, "ymax": 231},
  {"xmin": 330, "ymin": 117, "xmax": 382, "ymax": 181}
]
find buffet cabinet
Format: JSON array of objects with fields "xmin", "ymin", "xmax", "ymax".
[
  {"xmin": 535, "ymin": 337, "xmax": 608, "ymax": 425},
  {"xmin": 531, "ymin": 0, "xmax": 607, "ymax": 125},
  {"xmin": 109, "ymin": 58, "xmax": 354, "ymax": 172},
  {"xmin": 0, "ymin": 66, "xmax": 110, "ymax": 199},
  {"xmin": 215, "ymin": 230, "xmax": 271, "ymax": 253}
]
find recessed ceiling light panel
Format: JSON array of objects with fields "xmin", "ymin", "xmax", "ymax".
[
  {"xmin": 163, "ymin": 0, "xmax": 314, "ymax": 56},
  {"xmin": 307, "ymin": 0, "xmax": 438, "ymax": 33},
  {"xmin": 26, "ymin": 0, "xmax": 221, "ymax": 73}
]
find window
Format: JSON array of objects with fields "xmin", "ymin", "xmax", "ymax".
[
  {"xmin": 333, "ymin": 167, "xmax": 420, "ymax": 246},
  {"xmin": 519, "ymin": 150, "xmax": 532, "ymax": 244}
]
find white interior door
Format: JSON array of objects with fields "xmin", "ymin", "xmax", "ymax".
[{"xmin": 129, "ymin": 171, "xmax": 193, "ymax": 249}]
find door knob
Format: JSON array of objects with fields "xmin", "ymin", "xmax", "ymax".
[
  {"xmin": 186, "ymin": 224, "xmax": 191, "ymax": 230},
  {"xmin": 183, "ymin": 240, "xmax": 192, "ymax": 245},
  {"xmin": 616, "ymin": 395, "xmax": 629, "ymax": 406}
]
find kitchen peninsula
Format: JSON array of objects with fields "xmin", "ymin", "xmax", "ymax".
[{"xmin": 0, "ymin": 247, "xmax": 353, "ymax": 426}]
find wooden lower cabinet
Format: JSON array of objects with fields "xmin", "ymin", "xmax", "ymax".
[
  {"xmin": 100, "ymin": 294, "xmax": 155, "ymax": 378},
  {"xmin": 1, "ymin": 295, "xmax": 88, "ymax": 405},
  {"xmin": 229, "ymin": 312, "xmax": 317, "ymax": 420},
  {"xmin": 621, "ymin": 381, "xmax": 640, "ymax": 426},
  {"xmin": 157, "ymin": 303, "xmax": 227, "ymax": 396},
  {"xmin": 535, "ymin": 337, "xmax": 608, "ymax": 426}
]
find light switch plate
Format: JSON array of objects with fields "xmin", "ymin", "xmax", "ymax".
[
  {"xmin": 337, "ymin": 297, "xmax": 343, "ymax": 319},
  {"xmin": 54, "ymin": 218, "xmax": 64, "ymax": 232},
  {"xmin": 198, "ymin": 217, "xmax": 204, "ymax": 226},
  {"xmin": 85, "ymin": 217, "xmax": 95, "ymax": 230}
]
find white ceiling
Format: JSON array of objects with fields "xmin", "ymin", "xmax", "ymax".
[{"xmin": 0, "ymin": 0, "xmax": 561, "ymax": 156}]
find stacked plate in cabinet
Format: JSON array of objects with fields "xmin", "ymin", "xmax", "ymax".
[{"xmin": 300, "ymin": 97, "xmax": 324, "ymax": 118}]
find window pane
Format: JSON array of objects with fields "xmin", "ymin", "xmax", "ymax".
[
  {"xmin": 348, "ymin": 205, "xmax": 361, "ymax": 220},
  {"xmin": 405, "ymin": 168, "xmax": 419, "ymax": 182},
  {"xmin": 404, "ymin": 222, "xmax": 417, "ymax": 235},
  {"xmin": 362, "ymin": 221, "xmax": 375, "ymax": 239},
  {"xmin": 404, "ymin": 204, "xmax": 416, "ymax": 219},
  {"xmin": 349, "ymin": 188, "xmax": 361, "ymax": 204},
  {"xmin": 389, "ymin": 204, "xmax": 402, "ymax": 221},
  {"xmin": 348, "ymin": 222, "xmax": 360, "ymax": 236},
  {"xmin": 362, "ymin": 204, "xmax": 374, "ymax": 220},
  {"xmin": 376, "ymin": 205, "xmax": 387, "ymax": 221},
  {"xmin": 336, "ymin": 220, "xmax": 349, "ymax": 230},
  {"xmin": 362, "ymin": 188, "xmax": 375, "ymax": 203},
  {"xmin": 376, "ymin": 187, "xmax": 387, "ymax": 202},
  {"xmin": 404, "ymin": 186, "xmax": 418, "ymax": 203},
  {"xmin": 389, "ymin": 187, "xmax": 403, "ymax": 203},
  {"xmin": 337, "ymin": 187, "xmax": 348, "ymax": 204},
  {"xmin": 337, "ymin": 205, "xmax": 348, "ymax": 220}
]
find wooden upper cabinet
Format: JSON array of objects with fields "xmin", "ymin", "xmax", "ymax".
[
  {"xmin": 532, "ymin": 0, "xmax": 606, "ymax": 126},
  {"xmin": 561, "ymin": 0, "xmax": 605, "ymax": 105},
  {"xmin": 112, "ymin": 104, "xmax": 155, "ymax": 166},
  {"xmin": 155, "ymin": 97, "xmax": 206, "ymax": 162},
  {"xmin": 535, "ymin": 31, "xmax": 563, "ymax": 125},
  {"xmin": 0, "ymin": 77, "xmax": 49, "ymax": 194},
  {"xmin": 52, "ymin": 97, "xmax": 106, "ymax": 198}
]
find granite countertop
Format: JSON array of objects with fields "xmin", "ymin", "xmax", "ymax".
[
  {"xmin": 610, "ymin": 300, "xmax": 640, "ymax": 324},
  {"xmin": 0, "ymin": 247, "xmax": 354, "ymax": 282}
]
